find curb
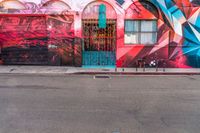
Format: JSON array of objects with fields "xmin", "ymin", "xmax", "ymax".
[
  {"xmin": 1, "ymin": 72, "xmax": 200, "ymax": 75},
  {"xmin": 0, "ymin": 71, "xmax": 200, "ymax": 75},
  {"xmin": 73, "ymin": 72, "xmax": 200, "ymax": 75}
]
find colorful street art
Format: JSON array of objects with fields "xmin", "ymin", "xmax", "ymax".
[
  {"xmin": 0, "ymin": 15, "xmax": 48, "ymax": 65},
  {"xmin": 0, "ymin": 0, "xmax": 199, "ymax": 68},
  {"xmin": 0, "ymin": 14, "xmax": 78, "ymax": 65}
]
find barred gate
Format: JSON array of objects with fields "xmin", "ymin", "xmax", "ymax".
[{"xmin": 82, "ymin": 19, "xmax": 116, "ymax": 68}]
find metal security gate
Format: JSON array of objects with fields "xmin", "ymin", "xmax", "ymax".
[
  {"xmin": 1, "ymin": 45, "xmax": 48, "ymax": 65},
  {"xmin": 0, "ymin": 15, "xmax": 48, "ymax": 65},
  {"xmin": 82, "ymin": 19, "xmax": 116, "ymax": 68}
]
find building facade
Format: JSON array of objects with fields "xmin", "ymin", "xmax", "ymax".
[{"xmin": 0, "ymin": 0, "xmax": 199, "ymax": 68}]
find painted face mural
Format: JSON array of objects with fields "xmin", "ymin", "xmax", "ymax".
[{"xmin": 0, "ymin": 0, "xmax": 199, "ymax": 68}]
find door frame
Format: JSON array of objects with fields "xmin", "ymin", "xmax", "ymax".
[{"xmin": 81, "ymin": 19, "xmax": 117, "ymax": 68}]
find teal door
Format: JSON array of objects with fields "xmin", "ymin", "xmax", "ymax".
[
  {"xmin": 82, "ymin": 19, "xmax": 116, "ymax": 68},
  {"xmin": 82, "ymin": 51, "xmax": 116, "ymax": 68}
]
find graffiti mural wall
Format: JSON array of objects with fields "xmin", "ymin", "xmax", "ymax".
[
  {"xmin": 116, "ymin": 0, "xmax": 200, "ymax": 68},
  {"xmin": 0, "ymin": 0, "xmax": 199, "ymax": 68},
  {"xmin": 0, "ymin": 15, "xmax": 48, "ymax": 65},
  {"xmin": 0, "ymin": 14, "xmax": 78, "ymax": 65}
]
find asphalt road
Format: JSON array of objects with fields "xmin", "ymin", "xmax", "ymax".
[{"xmin": 0, "ymin": 74, "xmax": 200, "ymax": 133}]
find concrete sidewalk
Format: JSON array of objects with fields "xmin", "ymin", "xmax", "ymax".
[{"xmin": 0, "ymin": 65, "xmax": 200, "ymax": 75}]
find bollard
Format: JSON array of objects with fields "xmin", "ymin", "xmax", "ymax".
[
  {"xmin": 143, "ymin": 61, "xmax": 145, "ymax": 72},
  {"xmin": 156, "ymin": 60, "xmax": 159, "ymax": 72},
  {"xmin": 136, "ymin": 61, "xmax": 138, "ymax": 72},
  {"xmin": 163, "ymin": 62, "xmax": 166, "ymax": 72}
]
